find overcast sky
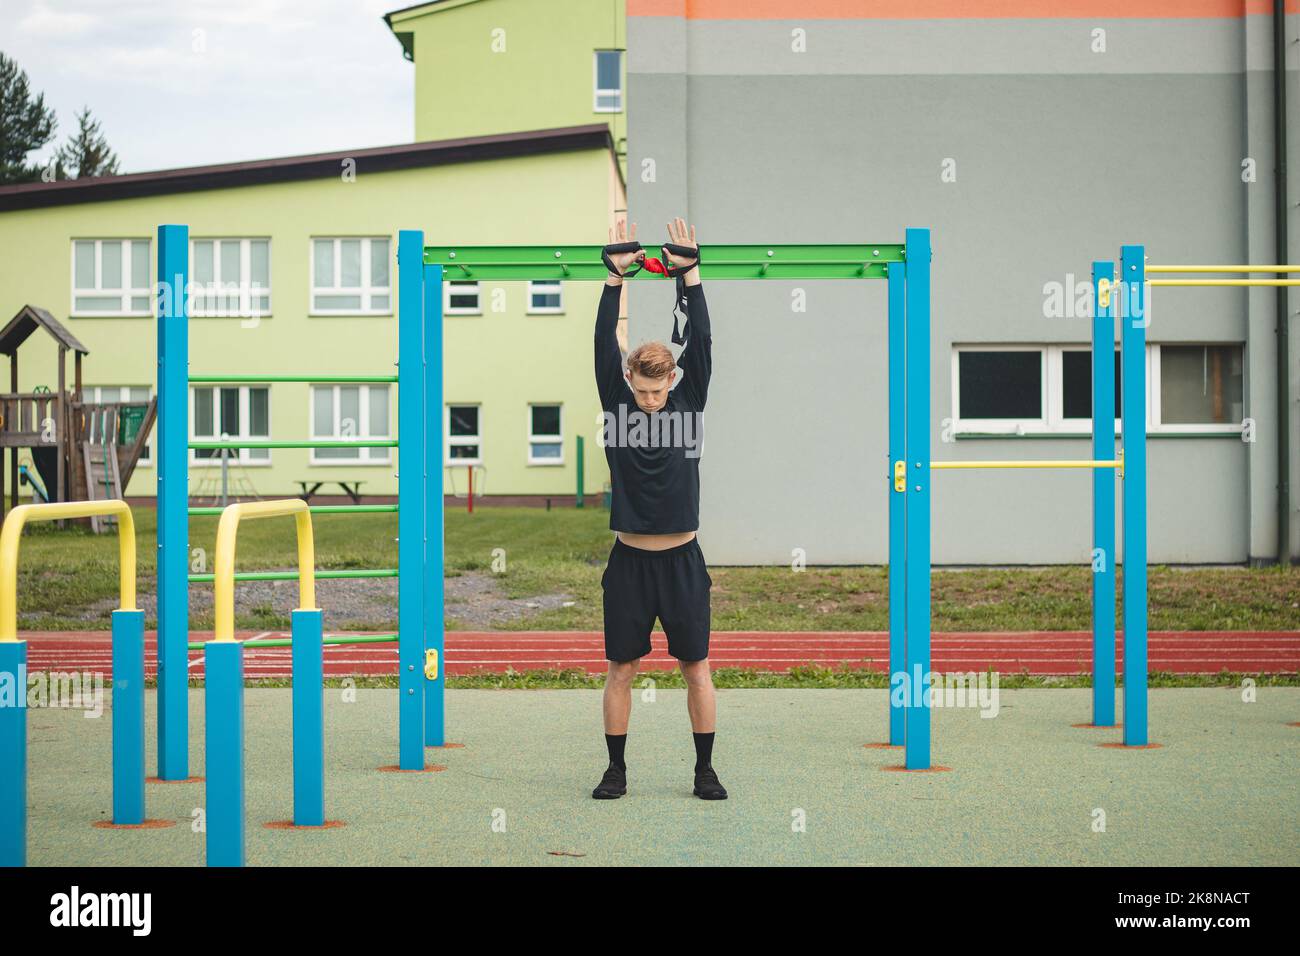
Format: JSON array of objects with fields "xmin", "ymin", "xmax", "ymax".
[{"xmin": 2, "ymin": 0, "xmax": 414, "ymax": 173}]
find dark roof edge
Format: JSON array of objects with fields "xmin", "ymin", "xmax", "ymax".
[{"xmin": 0, "ymin": 124, "xmax": 614, "ymax": 212}]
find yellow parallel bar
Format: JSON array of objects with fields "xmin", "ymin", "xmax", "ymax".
[
  {"xmin": 1146, "ymin": 265, "xmax": 1300, "ymax": 273},
  {"xmin": 1149, "ymin": 279, "xmax": 1300, "ymax": 287},
  {"xmin": 213, "ymin": 499, "xmax": 316, "ymax": 642},
  {"xmin": 0, "ymin": 500, "xmax": 137, "ymax": 642},
  {"xmin": 931, "ymin": 460, "xmax": 1122, "ymax": 470}
]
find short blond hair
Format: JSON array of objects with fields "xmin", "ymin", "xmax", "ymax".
[{"xmin": 626, "ymin": 341, "xmax": 676, "ymax": 380}]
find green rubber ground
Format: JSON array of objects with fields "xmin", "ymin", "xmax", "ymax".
[{"xmin": 23, "ymin": 688, "xmax": 1300, "ymax": 866}]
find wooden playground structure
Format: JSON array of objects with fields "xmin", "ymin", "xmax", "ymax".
[{"xmin": 0, "ymin": 305, "xmax": 156, "ymax": 529}]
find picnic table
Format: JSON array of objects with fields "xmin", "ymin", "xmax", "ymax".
[{"xmin": 295, "ymin": 480, "xmax": 365, "ymax": 504}]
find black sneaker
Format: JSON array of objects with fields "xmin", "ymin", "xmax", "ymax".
[
  {"xmin": 592, "ymin": 763, "xmax": 627, "ymax": 799},
  {"xmin": 693, "ymin": 765, "xmax": 728, "ymax": 800}
]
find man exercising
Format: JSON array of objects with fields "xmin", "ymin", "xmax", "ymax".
[{"xmin": 591, "ymin": 217, "xmax": 726, "ymax": 801}]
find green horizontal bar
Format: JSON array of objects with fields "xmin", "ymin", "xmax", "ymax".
[
  {"xmin": 187, "ymin": 633, "xmax": 400, "ymax": 651},
  {"xmin": 189, "ymin": 569, "xmax": 398, "ymax": 583},
  {"xmin": 189, "ymin": 440, "xmax": 398, "ymax": 449},
  {"xmin": 189, "ymin": 505, "xmax": 398, "ymax": 515},
  {"xmin": 423, "ymin": 243, "xmax": 903, "ymax": 281},
  {"xmin": 188, "ymin": 375, "xmax": 397, "ymax": 384}
]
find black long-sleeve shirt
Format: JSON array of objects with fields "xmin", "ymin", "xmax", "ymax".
[{"xmin": 594, "ymin": 280, "xmax": 711, "ymax": 533}]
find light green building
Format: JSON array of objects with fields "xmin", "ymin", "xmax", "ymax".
[{"xmin": 0, "ymin": 0, "xmax": 629, "ymax": 506}]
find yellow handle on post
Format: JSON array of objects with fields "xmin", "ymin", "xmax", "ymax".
[
  {"xmin": 213, "ymin": 499, "xmax": 317, "ymax": 642},
  {"xmin": 424, "ymin": 649, "xmax": 439, "ymax": 681},
  {"xmin": 0, "ymin": 500, "xmax": 137, "ymax": 642}
]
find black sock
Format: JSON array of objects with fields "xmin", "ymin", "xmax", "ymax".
[
  {"xmin": 693, "ymin": 732, "xmax": 715, "ymax": 771},
  {"xmin": 605, "ymin": 733, "xmax": 627, "ymax": 771}
]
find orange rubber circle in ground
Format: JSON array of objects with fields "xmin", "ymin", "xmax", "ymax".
[
  {"xmin": 263, "ymin": 820, "xmax": 347, "ymax": 830},
  {"xmin": 93, "ymin": 819, "xmax": 177, "ymax": 830},
  {"xmin": 427, "ymin": 742, "xmax": 465, "ymax": 749},
  {"xmin": 1071, "ymin": 723, "xmax": 1123, "ymax": 729},
  {"xmin": 146, "ymin": 776, "xmax": 204, "ymax": 784},
  {"xmin": 1098, "ymin": 742, "xmax": 1164, "ymax": 750},
  {"xmin": 882, "ymin": 764, "xmax": 953, "ymax": 773},
  {"xmin": 1288, "ymin": 722, "xmax": 1300, "ymax": 728},
  {"xmin": 863, "ymin": 743, "xmax": 903, "ymax": 749},
  {"xmin": 377, "ymin": 764, "xmax": 447, "ymax": 773}
]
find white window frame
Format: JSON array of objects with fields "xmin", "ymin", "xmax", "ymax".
[
  {"xmin": 309, "ymin": 236, "xmax": 392, "ymax": 316},
  {"xmin": 527, "ymin": 403, "xmax": 564, "ymax": 466},
  {"xmin": 308, "ymin": 384, "xmax": 392, "ymax": 465},
  {"xmin": 70, "ymin": 239, "xmax": 152, "ymax": 317},
  {"xmin": 950, "ymin": 345, "xmax": 1048, "ymax": 436},
  {"xmin": 526, "ymin": 280, "xmax": 564, "ymax": 315},
  {"xmin": 444, "ymin": 281, "xmax": 482, "ymax": 316},
  {"xmin": 1055, "ymin": 346, "xmax": 1123, "ymax": 436},
  {"xmin": 190, "ymin": 238, "xmax": 272, "ymax": 319},
  {"xmin": 85, "ymin": 386, "xmax": 154, "ymax": 464},
  {"xmin": 445, "ymin": 404, "xmax": 482, "ymax": 465},
  {"xmin": 593, "ymin": 50, "xmax": 623, "ymax": 112},
  {"xmin": 189, "ymin": 385, "xmax": 272, "ymax": 467},
  {"xmin": 1151, "ymin": 343, "xmax": 1244, "ymax": 435}
]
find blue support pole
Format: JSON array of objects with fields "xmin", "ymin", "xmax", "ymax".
[
  {"xmin": 886, "ymin": 261, "xmax": 907, "ymax": 747},
  {"xmin": 205, "ymin": 640, "xmax": 245, "ymax": 866},
  {"xmin": 903, "ymin": 228, "xmax": 932, "ymax": 771},
  {"xmin": 111, "ymin": 609, "xmax": 146, "ymax": 825},
  {"xmin": 1090, "ymin": 261, "xmax": 1117, "ymax": 728},
  {"xmin": 0, "ymin": 641, "xmax": 27, "ymax": 866},
  {"xmin": 156, "ymin": 223, "xmax": 190, "ymax": 781},
  {"xmin": 1119, "ymin": 245, "xmax": 1149, "ymax": 746},
  {"xmin": 397, "ymin": 230, "xmax": 426, "ymax": 769},
  {"xmin": 423, "ymin": 263, "xmax": 446, "ymax": 747},
  {"xmin": 291, "ymin": 609, "xmax": 324, "ymax": 826}
]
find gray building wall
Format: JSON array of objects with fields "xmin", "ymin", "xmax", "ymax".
[{"xmin": 626, "ymin": 9, "xmax": 1297, "ymax": 566}]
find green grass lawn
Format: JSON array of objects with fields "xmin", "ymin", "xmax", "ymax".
[{"xmin": 11, "ymin": 505, "xmax": 1300, "ymax": 633}]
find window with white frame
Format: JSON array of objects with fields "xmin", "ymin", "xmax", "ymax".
[
  {"xmin": 310, "ymin": 384, "xmax": 391, "ymax": 463},
  {"xmin": 85, "ymin": 386, "xmax": 153, "ymax": 462},
  {"xmin": 192, "ymin": 238, "xmax": 270, "ymax": 317},
  {"xmin": 952, "ymin": 343, "xmax": 1244, "ymax": 435},
  {"xmin": 446, "ymin": 405, "xmax": 481, "ymax": 463},
  {"xmin": 311, "ymin": 237, "xmax": 391, "ymax": 314},
  {"xmin": 528, "ymin": 404, "xmax": 563, "ymax": 464},
  {"xmin": 71, "ymin": 239, "xmax": 151, "ymax": 316},
  {"xmin": 527, "ymin": 280, "xmax": 563, "ymax": 314},
  {"xmin": 444, "ymin": 281, "xmax": 481, "ymax": 315},
  {"xmin": 594, "ymin": 50, "xmax": 623, "ymax": 112},
  {"xmin": 191, "ymin": 386, "xmax": 270, "ymax": 464},
  {"xmin": 1153, "ymin": 344, "xmax": 1244, "ymax": 432}
]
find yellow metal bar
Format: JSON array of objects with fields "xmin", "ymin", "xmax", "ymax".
[
  {"xmin": 213, "ymin": 499, "xmax": 316, "ymax": 642},
  {"xmin": 1145, "ymin": 265, "xmax": 1300, "ymax": 273},
  {"xmin": 931, "ymin": 459, "xmax": 1123, "ymax": 470},
  {"xmin": 1149, "ymin": 279, "xmax": 1300, "ymax": 287},
  {"xmin": 0, "ymin": 500, "xmax": 137, "ymax": 642}
]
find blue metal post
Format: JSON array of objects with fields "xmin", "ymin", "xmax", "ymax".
[
  {"xmin": 1119, "ymin": 245, "xmax": 1148, "ymax": 746},
  {"xmin": 397, "ymin": 230, "xmax": 426, "ymax": 769},
  {"xmin": 0, "ymin": 641, "xmax": 26, "ymax": 866},
  {"xmin": 111, "ymin": 609, "xmax": 145, "ymax": 825},
  {"xmin": 886, "ymin": 261, "xmax": 907, "ymax": 747},
  {"xmin": 903, "ymin": 228, "xmax": 932, "ymax": 770},
  {"xmin": 205, "ymin": 640, "xmax": 244, "ymax": 867},
  {"xmin": 1090, "ymin": 261, "xmax": 1117, "ymax": 728},
  {"xmin": 156, "ymin": 223, "xmax": 190, "ymax": 781},
  {"xmin": 291, "ymin": 609, "xmax": 324, "ymax": 826},
  {"xmin": 423, "ymin": 262, "xmax": 446, "ymax": 747}
]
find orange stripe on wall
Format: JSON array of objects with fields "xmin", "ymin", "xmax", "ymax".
[{"xmin": 627, "ymin": 1, "xmax": 1296, "ymax": 19}]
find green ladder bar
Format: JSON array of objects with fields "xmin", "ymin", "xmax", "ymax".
[
  {"xmin": 189, "ymin": 569, "xmax": 399, "ymax": 583},
  {"xmin": 188, "ymin": 375, "xmax": 398, "ymax": 384},
  {"xmin": 188, "ymin": 505, "xmax": 398, "ymax": 515},
  {"xmin": 187, "ymin": 633, "xmax": 400, "ymax": 651},
  {"xmin": 189, "ymin": 440, "xmax": 399, "ymax": 450},
  {"xmin": 423, "ymin": 243, "xmax": 903, "ymax": 281}
]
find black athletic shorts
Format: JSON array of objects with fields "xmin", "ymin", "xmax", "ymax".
[{"xmin": 601, "ymin": 536, "xmax": 713, "ymax": 663}]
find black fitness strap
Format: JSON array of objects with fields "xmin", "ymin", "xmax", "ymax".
[{"xmin": 602, "ymin": 241, "xmax": 646, "ymax": 278}]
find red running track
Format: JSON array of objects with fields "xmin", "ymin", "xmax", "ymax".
[{"xmin": 18, "ymin": 630, "xmax": 1300, "ymax": 677}]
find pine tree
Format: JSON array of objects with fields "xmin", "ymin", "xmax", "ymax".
[
  {"xmin": 56, "ymin": 107, "xmax": 120, "ymax": 180},
  {"xmin": 0, "ymin": 52, "xmax": 58, "ymax": 184}
]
